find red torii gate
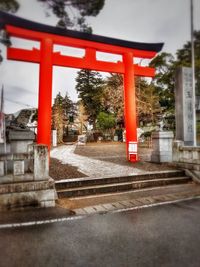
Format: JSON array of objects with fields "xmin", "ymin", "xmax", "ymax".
[{"xmin": 0, "ymin": 11, "xmax": 163, "ymax": 162}]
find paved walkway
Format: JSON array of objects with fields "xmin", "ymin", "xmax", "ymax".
[
  {"xmin": 51, "ymin": 145, "xmax": 144, "ymax": 178},
  {"xmin": 73, "ymin": 184, "xmax": 200, "ymax": 215}
]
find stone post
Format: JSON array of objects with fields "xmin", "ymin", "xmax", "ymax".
[
  {"xmin": 0, "ymin": 161, "xmax": 4, "ymax": 176},
  {"xmin": 175, "ymin": 67, "xmax": 194, "ymax": 145},
  {"xmin": 33, "ymin": 145, "xmax": 49, "ymax": 180},
  {"xmin": 172, "ymin": 140, "xmax": 184, "ymax": 162},
  {"xmin": 13, "ymin": 160, "xmax": 25, "ymax": 176},
  {"xmin": 52, "ymin": 130, "xmax": 57, "ymax": 147},
  {"xmin": 151, "ymin": 131, "xmax": 174, "ymax": 163}
]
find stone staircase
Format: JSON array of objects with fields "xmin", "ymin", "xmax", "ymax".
[{"xmin": 55, "ymin": 170, "xmax": 192, "ymax": 199}]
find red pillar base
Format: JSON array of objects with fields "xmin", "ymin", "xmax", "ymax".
[
  {"xmin": 129, "ymin": 154, "xmax": 138, "ymax": 162},
  {"xmin": 128, "ymin": 141, "xmax": 138, "ymax": 162}
]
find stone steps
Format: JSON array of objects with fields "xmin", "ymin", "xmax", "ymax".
[
  {"xmin": 55, "ymin": 170, "xmax": 186, "ymax": 190},
  {"xmin": 56, "ymin": 170, "xmax": 191, "ymax": 198}
]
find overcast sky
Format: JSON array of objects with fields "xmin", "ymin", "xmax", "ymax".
[{"xmin": 0, "ymin": 0, "xmax": 200, "ymax": 113}]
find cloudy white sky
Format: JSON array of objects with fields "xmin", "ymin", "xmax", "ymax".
[{"xmin": 0, "ymin": 0, "xmax": 200, "ymax": 113}]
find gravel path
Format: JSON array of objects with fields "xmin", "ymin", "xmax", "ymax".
[
  {"xmin": 50, "ymin": 143, "xmax": 176, "ymax": 180},
  {"xmin": 50, "ymin": 144, "xmax": 144, "ymax": 179},
  {"xmin": 49, "ymin": 158, "xmax": 87, "ymax": 180}
]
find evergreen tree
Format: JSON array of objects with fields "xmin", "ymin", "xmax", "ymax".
[
  {"xmin": 149, "ymin": 31, "xmax": 200, "ymax": 129},
  {"xmin": 63, "ymin": 93, "xmax": 73, "ymax": 117},
  {"xmin": 0, "ymin": 0, "xmax": 19, "ymax": 13},
  {"xmin": 176, "ymin": 31, "xmax": 200, "ymax": 94},
  {"xmin": 52, "ymin": 92, "xmax": 64, "ymax": 143},
  {"xmin": 63, "ymin": 92, "xmax": 77, "ymax": 123},
  {"xmin": 149, "ymin": 52, "xmax": 176, "ymax": 115},
  {"xmin": 96, "ymin": 111, "xmax": 116, "ymax": 132},
  {"xmin": 52, "ymin": 91, "xmax": 77, "ymax": 143},
  {"xmin": 0, "ymin": 0, "xmax": 105, "ymax": 31},
  {"xmin": 75, "ymin": 69, "xmax": 104, "ymax": 129}
]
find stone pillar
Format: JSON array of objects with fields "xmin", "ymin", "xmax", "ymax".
[
  {"xmin": 33, "ymin": 145, "xmax": 49, "ymax": 180},
  {"xmin": 175, "ymin": 67, "xmax": 194, "ymax": 145},
  {"xmin": 172, "ymin": 140, "xmax": 184, "ymax": 162},
  {"xmin": 0, "ymin": 161, "xmax": 4, "ymax": 176},
  {"xmin": 52, "ymin": 130, "xmax": 57, "ymax": 147},
  {"xmin": 13, "ymin": 160, "xmax": 25, "ymax": 176},
  {"xmin": 151, "ymin": 131, "xmax": 174, "ymax": 163}
]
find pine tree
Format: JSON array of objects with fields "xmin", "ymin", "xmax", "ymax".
[
  {"xmin": 0, "ymin": 0, "xmax": 19, "ymax": 13},
  {"xmin": 176, "ymin": 31, "xmax": 200, "ymax": 94},
  {"xmin": 149, "ymin": 52, "xmax": 176, "ymax": 115},
  {"xmin": 52, "ymin": 92, "xmax": 64, "ymax": 143},
  {"xmin": 35, "ymin": 0, "xmax": 105, "ymax": 30},
  {"xmin": 75, "ymin": 69, "xmax": 104, "ymax": 129},
  {"xmin": 52, "ymin": 92, "xmax": 77, "ymax": 143}
]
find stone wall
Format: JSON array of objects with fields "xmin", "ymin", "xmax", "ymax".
[
  {"xmin": 173, "ymin": 141, "xmax": 200, "ymax": 171},
  {"xmin": 0, "ymin": 144, "xmax": 56, "ymax": 211}
]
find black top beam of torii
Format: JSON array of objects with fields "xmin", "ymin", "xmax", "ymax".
[{"xmin": 0, "ymin": 11, "xmax": 164, "ymax": 53}]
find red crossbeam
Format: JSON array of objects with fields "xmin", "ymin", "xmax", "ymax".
[
  {"xmin": 6, "ymin": 25, "xmax": 157, "ymax": 59},
  {"xmin": 7, "ymin": 47, "xmax": 155, "ymax": 77},
  {"xmin": 7, "ymin": 47, "xmax": 40, "ymax": 63}
]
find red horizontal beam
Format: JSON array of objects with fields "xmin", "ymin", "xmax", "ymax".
[
  {"xmin": 7, "ymin": 47, "xmax": 40, "ymax": 63},
  {"xmin": 7, "ymin": 47, "xmax": 155, "ymax": 77},
  {"xmin": 134, "ymin": 65, "xmax": 155, "ymax": 77},
  {"xmin": 53, "ymin": 52, "xmax": 125, "ymax": 73},
  {"xmin": 6, "ymin": 25, "xmax": 157, "ymax": 59}
]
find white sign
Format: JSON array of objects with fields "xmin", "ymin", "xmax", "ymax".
[
  {"xmin": 128, "ymin": 142, "xmax": 137, "ymax": 153},
  {"xmin": 52, "ymin": 130, "xmax": 57, "ymax": 147}
]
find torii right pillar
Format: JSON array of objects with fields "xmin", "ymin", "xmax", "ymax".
[{"xmin": 123, "ymin": 52, "xmax": 138, "ymax": 162}]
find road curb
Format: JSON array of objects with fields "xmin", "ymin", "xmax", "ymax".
[
  {"xmin": 1, "ymin": 195, "xmax": 200, "ymax": 229},
  {"xmin": 110, "ymin": 195, "xmax": 200, "ymax": 214}
]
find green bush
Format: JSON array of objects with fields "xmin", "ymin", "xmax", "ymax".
[{"xmin": 97, "ymin": 112, "xmax": 116, "ymax": 130}]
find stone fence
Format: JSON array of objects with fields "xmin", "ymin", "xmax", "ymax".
[
  {"xmin": 173, "ymin": 141, "xmax": 200, "ymax": 171},
  {"xmin": 0, "ymin": 145, "xmax": 49, "ymax": 179},
  {"xmin": 0, "ymin": 144, "xmax": 56, "ymax": 211}
]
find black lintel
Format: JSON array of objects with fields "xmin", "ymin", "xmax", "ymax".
[{"xmin": 0, "ymin": 11, "xmax": 164, "ymax": 53}]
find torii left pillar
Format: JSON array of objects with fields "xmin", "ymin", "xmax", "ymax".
[
  {"xmin": 123, "ymin": 52, "xmax": 138, "ymax": 161},
  {"xmin": 37, "ymin": 38, "xmax": 53, "ymax": 148}
]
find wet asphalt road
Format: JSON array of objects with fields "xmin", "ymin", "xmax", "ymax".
[{"xmin": 1, "ymin": 199, "xmax": 200, "ymax": 267}]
